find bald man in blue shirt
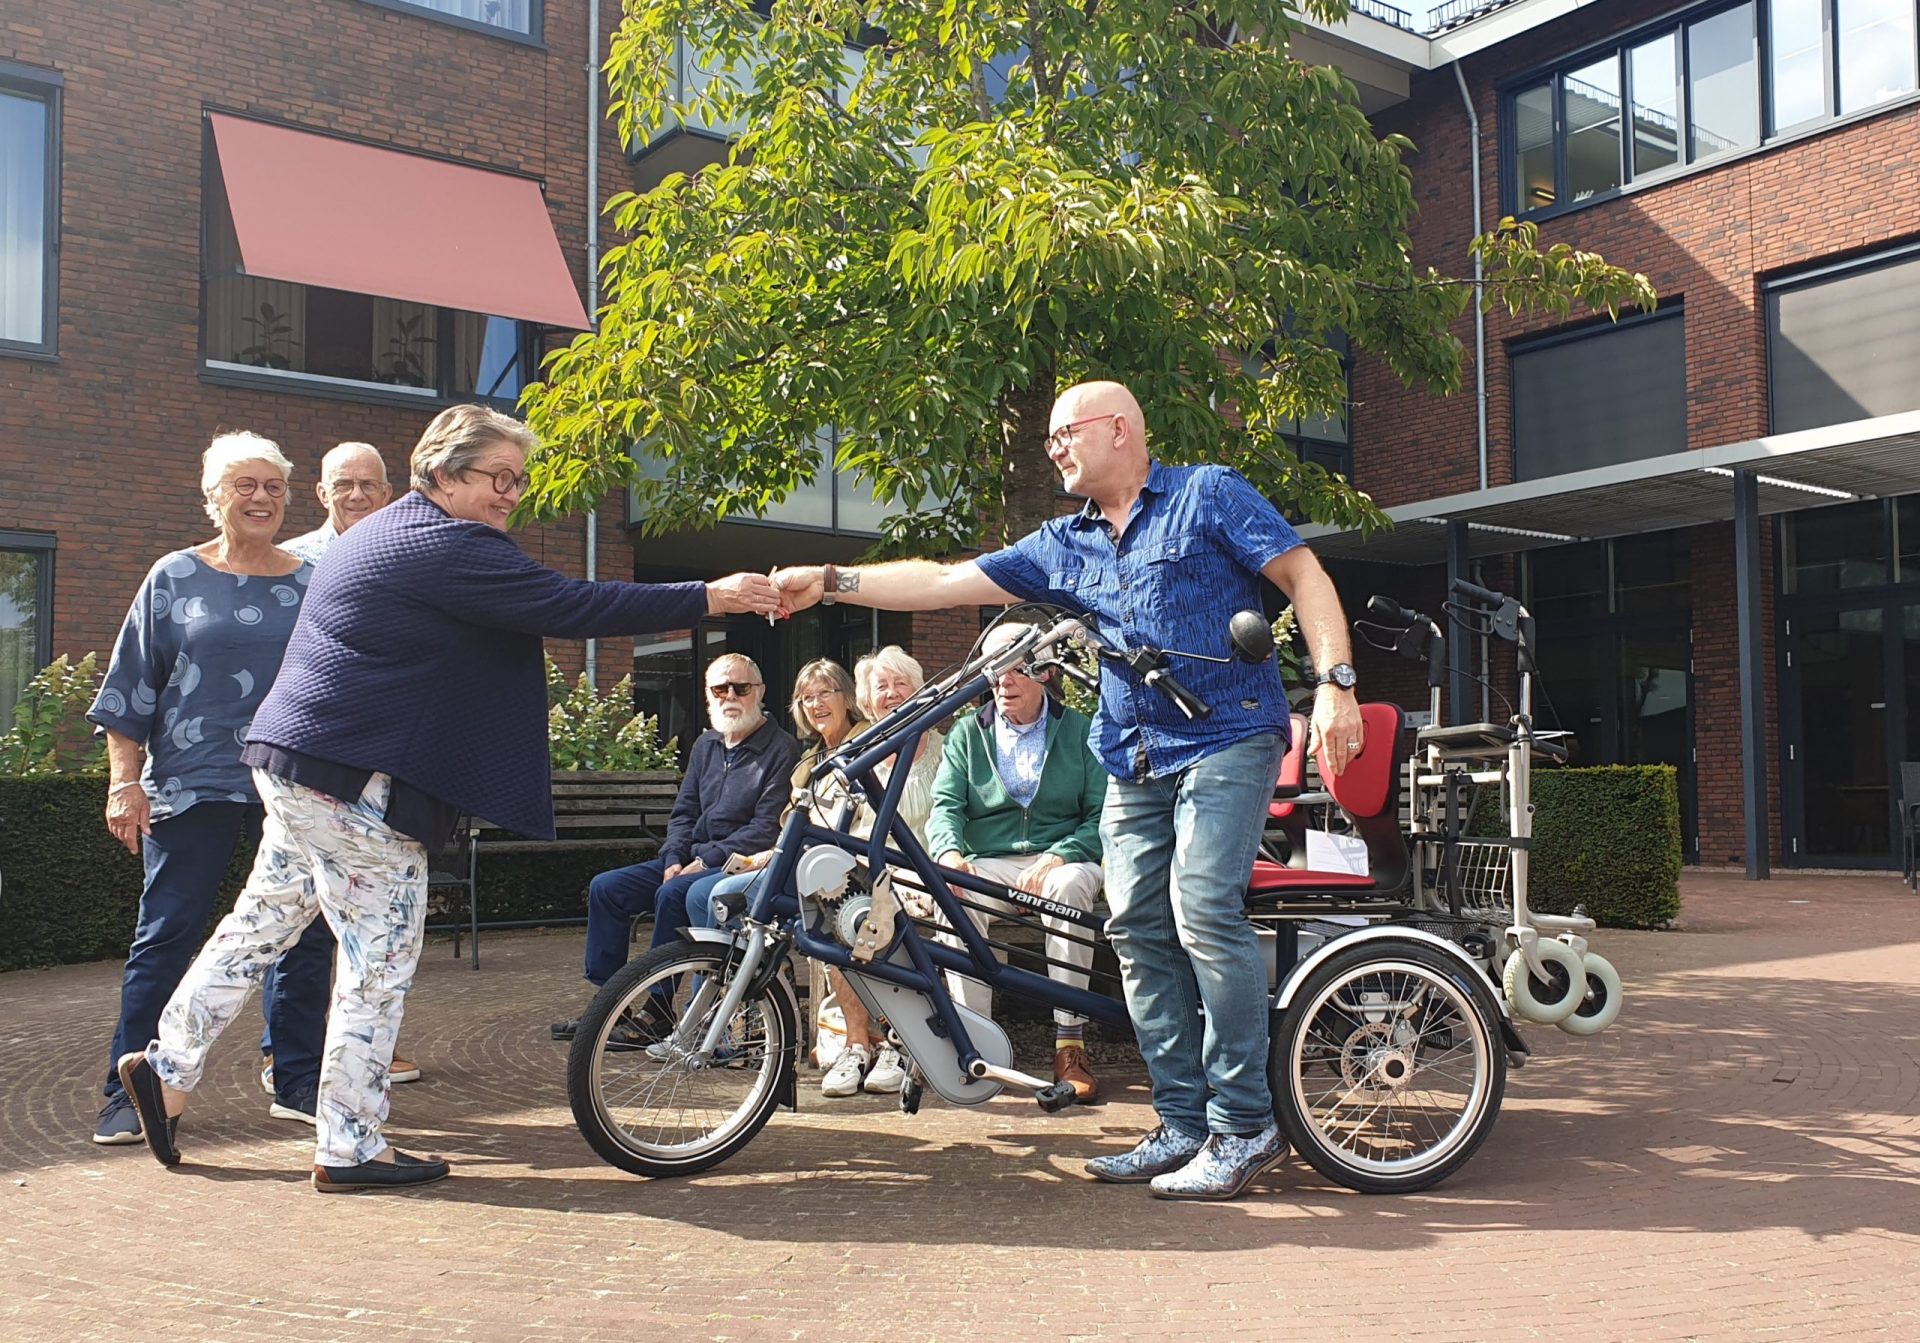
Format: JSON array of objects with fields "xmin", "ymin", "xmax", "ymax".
[{"xmin": 775, "ymin": 380, "xmax": 1364, "ymax": 1200}]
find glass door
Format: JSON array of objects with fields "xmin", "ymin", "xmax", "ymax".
[{"xmin": 1782, "ymin": 605, "xmax": 1889, "ymax": 863}]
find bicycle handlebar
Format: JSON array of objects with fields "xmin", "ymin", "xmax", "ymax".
[
  {"xmin": 1449, "ymin": 577, "xmax": 1507, "ymax": 608},
  {"xmin": 1143, "ymin": 665, "xmax": 1212, "ymax": 721}
]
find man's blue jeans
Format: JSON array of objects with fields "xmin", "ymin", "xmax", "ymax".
[
  {"xmin": 583, "ymin": 857, "xmax": 714, "ymax": 986},
  {"xmin": 103, "ymin": 801, "xmax": 331, "ymax": 1104},
  {"xmin": 1099, "ymin": 732, "xmax": 1284, "ymax": 1137}
]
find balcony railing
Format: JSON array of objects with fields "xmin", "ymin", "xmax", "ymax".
[
  {"xmin": 1428, "ymin": 0, "xmax": 1527, "ymax": 32},
  {"xmin": 1348, "ymin": 0, "xmax": 1417, "ymax": 31}
]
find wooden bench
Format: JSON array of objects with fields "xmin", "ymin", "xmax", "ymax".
[{"xmin": 429, "ymin": 769, "xmax": 682, "ymax": 968}]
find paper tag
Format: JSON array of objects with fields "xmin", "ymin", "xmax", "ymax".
[{"xmin": 1306, "ymin": 830, "xmax": 1370, "ymax": 876}]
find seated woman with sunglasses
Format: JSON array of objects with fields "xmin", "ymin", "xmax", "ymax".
[{"xmin": 113, "ymin": 405, "xmax": 786, "ymax": 1193}]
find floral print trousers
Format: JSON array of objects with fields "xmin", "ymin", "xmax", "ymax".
[{"xmin": 148, "ymin": 769, "xmax": 428, "ymax": 1167}]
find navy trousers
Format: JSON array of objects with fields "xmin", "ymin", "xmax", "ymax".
[
  {"xmin": 583, "ymin": 857, "xmax": 713, "ymax": 987},
  {"xmin": 102, "ymin": 801, "xmax": 333, "ymax": 1105}
]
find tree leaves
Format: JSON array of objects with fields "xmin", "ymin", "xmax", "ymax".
[{"xmin": 523, "ymin": 0, "xmax": 1656, "ymax": 554}]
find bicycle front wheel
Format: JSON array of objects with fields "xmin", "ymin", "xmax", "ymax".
[{"xmin": 567, "ymin": 940, "xmax": 798, "ymax": 1179}]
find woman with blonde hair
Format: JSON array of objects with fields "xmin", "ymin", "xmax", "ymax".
[{"xmin": 115, "ymin": 404, "xmax": 782, "ymax": 1192}]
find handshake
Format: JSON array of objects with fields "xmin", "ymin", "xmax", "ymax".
[{"xmin": 703, "ymin": 565, "xmax": 834, "ymax": 619}]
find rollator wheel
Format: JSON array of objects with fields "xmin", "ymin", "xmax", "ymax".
[
  {"xmin": 1555, "ymin": 951, "xmax": 1624, "ymax": 1037},
  {"xmin": 1271, "ymin": 939, "xmax": 1506, "ymax": 1195},
  {"xmin": 1501, "ymin": 939, "xmax": 1586, "ymax": 1025},
  {"xmin": 567, "ymin": 940, "xmax": 799, "ymax": 1179}
]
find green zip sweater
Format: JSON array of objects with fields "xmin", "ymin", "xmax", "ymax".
[{"xmin": 925, "ymin": 700, "xmax": 1108, "ymax": 865}]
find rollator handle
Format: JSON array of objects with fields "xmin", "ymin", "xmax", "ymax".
[
  {"xmin": 1368, "ymin": 594, "xmax": 1418, "ymax": 624},
  {"xmin": 1449, "ymin": 577, "xmax": 1506, "ymax": 608}
]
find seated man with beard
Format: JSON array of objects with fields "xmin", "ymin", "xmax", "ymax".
[{"xmin": 552, "ymin": 652, "xmax": 800, "ymax": 1042}]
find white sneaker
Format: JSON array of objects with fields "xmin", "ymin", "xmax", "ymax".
[
  {"xmin": 863, "ymin": 1045, "xmax": 907, "ymax": 1094},
  {"xmin": 821, "ymin": 1044, "xmax": 870, "ymax": 1098}
]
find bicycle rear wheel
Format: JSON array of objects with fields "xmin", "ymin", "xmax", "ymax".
[{"xmin": 567, "ymin": 941, "xmax": 798, "ymax": 1178}]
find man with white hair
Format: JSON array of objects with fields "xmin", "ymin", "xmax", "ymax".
[
  {"xmin": 554, "ymin": 652, "xmax": 801, "ymax": 1043},
  {"xmin": 284, "ymin": 442, "xmax": 392, "ymax": 563}
]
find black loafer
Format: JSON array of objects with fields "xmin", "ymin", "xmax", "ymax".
[
  {"xmin": 114, "ymin": 1051, "xmax": 180, "ymax": 1167},
  {"xmin": 312, "ymin": 1150, "xmax": 452, "ymax": 1194}
]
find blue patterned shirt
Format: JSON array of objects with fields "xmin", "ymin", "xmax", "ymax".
[
  {"xmin": 87, "ymin": 550, "xmax": 311, "ymax": 818},
  {"xmin": 993, "ymin": 709, "xmax": 1049, "ymax": 808},
  {"xmin": 975, "ymin": 462, "xmax": 1301, "ymax": 781}
]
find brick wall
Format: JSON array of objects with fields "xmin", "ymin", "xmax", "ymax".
[
  {"xmin": 1352, "ymin": 0, "xmax": 1920, "ymax": 864},
  {"xmin": 0, "ymin": 0, "xmax": 639, "ymax": 686}
]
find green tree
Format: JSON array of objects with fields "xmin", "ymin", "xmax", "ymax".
[{"xmin": 522, "ymin": 0, "xmax": 1655, "ymax": 551}]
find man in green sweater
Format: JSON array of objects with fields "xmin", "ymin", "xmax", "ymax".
[{"xmin": 927, "ymin": 621, "xmax": 1111, "ymax": 1102}]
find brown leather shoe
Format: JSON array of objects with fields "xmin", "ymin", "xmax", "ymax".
[{"xmin": 1053, "ymin": 1046, "xmax": 1100, "ymax": 1105}]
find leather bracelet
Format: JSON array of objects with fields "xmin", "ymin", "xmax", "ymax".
[{"xmin": 821, "ymin": 563, "xmax": 837, "ymax": 606}]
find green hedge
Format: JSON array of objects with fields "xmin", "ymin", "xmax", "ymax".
[
  {"xmin": 0, "ymin": 775, "xmax": 655, "ymax": 973},
  {"xmin": 1472, "ymin": 764, "xmax": 1682, "ymax": 928}
]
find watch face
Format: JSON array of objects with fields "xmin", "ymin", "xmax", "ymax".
[{"xmin": 1322, "ymin": 663, "xmax": 1357, "ymax": 689}]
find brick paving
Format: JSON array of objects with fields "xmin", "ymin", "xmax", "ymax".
[{"xmin": 4, "ymin": 872, "xmax": 1919, "ymax": 1342}]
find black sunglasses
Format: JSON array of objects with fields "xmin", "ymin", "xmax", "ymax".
[{"xmin": 707, "ymin": 680, "xmax": 761, "ymax": 699}]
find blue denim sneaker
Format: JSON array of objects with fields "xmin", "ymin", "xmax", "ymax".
[
  {"xmin": 1084, "ymin": 1123, "xmax": 1208, "ymax": 1184},
  {"xmin": 1148, "ymin": 1122, "xmax": 1289, "ymax": 1200}
]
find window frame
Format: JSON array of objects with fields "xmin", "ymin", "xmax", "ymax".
[
  {"xmin": 0, "ymin": 63, "xmax": 62, "ymax": 361},
  {"xmin": 195, "ymin": 119, "xmax": 541, "ymax": 410},
  {"xmin": 1508, "ymin": 305, "xmax": 1688, "ymax": 483},
  {"xmin": 1501, "ymin": 0, "xmax": 1920, "ymax": 222},
  {"xmin": 355, "ymin": 0, "xmax": 545, "ymax": 48},
  {"xmin": 0, "ymin": 530, "xmax": 56, "ymax": 710}
]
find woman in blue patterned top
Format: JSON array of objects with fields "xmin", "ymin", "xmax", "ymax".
[{"xmin": 85, "ymin": 431, "xmax": 333, "ymax": 1147}]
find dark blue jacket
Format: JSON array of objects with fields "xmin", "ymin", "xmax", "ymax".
[
  {"xmin": 248, "ymin": 492, "xmax": 709, "ymax": 839},
  {"xmin": 661, "ymin": 720, "xmax": 802, "ymax": 869}
]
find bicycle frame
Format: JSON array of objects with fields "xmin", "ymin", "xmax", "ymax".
[{"xmin": 716, "ymin": 623, "xmax": 1127, "ymax": 1089}]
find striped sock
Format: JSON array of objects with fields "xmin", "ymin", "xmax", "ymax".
[{"xmin": 1055, "ymin": 1025, "xmax": 1085, "ymax": 1051}]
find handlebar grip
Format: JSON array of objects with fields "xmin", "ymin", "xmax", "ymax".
[
  {"xmin": 1145, "ymin": 667, "xmax": 1212, "ymax": 721},
  {"xmin": 1449, "ymin": 577, "xmax": 1507, "ymax": 607},
  {"xmin": 1368, "ymin": 594, "xmax": 1416, "ymax": 624}
]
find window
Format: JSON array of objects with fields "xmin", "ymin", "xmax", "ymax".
[
  {"xmin": 1767, "ymin": 243, "xmax": 1920, "ymax": 432},
  {"xmin": 0, "ymin": 532, "xmax": 53, "ymax": 727},
  {"xmin": 0, "ymin": 68, "xmax": 57, "ymax": 355},
  {"xmin": 200, "ymin": 156, "xmax": 531, "ymax": 404},
  {"xmin": 1687, "ymin": 4, "xmax": 1760, "ymax": 158},
  {"xmin": 1510, "ymin": 311, "xmax": 1687, "ymax": 482},
  {"xmin": 1629, "ymin": 33, "xmax": 1682, "ymax": 175},
  {"xmin": 1839, "ymin": 0, "xmax": 1919, "ymax": 111},
  {"xmin": 362, "ymin": 0, "xmax": 539, "ymax": 41},
  {"xmin": 1564, "ymin": 55, "xmax": 1624, "ymax": 202},
  {"xmin": 1782, "ymin": 498, "xmax": 1888, "ymax": 591},
  {"xmin": 1771, "ymin": 0, "xmax": 1829, "ymax": 129},
  {"xmin": 1242, "ymin": 329, "xmax": 1354, "ymax": 480},
  {"xmin": 626, "ymin": 427, "xmax": 897, "ymax": 536},
  {"xmin": 1506, "ymin": 0, "xmax": 1920, "ymax": 216}
]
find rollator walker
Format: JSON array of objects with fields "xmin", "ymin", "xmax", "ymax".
[{"xmin": 566, "ymin": 580, "xmax": 1622, "ymax": 1194}]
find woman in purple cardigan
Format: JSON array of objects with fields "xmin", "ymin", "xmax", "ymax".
[{"xmin": 115, "ymin": 404, "xmax": 782, "ymax": 1193}]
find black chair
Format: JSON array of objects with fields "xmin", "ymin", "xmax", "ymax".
[
  {"xmin": 426, "ymin": 816, "xmax": 481, "ymax": 969},
  {"xmin": 1900, "ymin": 763, "xmax": 1920, "ymax": 893}
]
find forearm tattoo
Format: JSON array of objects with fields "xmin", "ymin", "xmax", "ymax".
[{"xmin": 835, "ymin": 568, "xmax": 860, "ymax": 595}]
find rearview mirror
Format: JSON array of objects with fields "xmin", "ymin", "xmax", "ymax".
[{"xmin": 1228, "ymin": 610, "xmax": 1275, "ymax": 665}]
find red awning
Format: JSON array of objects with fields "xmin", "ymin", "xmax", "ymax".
[{"xmin": 208, "ymin": 113, "xmax": 590, "ymax": 330}]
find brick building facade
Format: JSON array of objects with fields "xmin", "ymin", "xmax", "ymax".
[
  {"xmin": 9, "ymin": 0, "xmax": 1920, "ymax": 871},
  {"xmin": 1315, "ymin": 0, "xmax": 1920, "ymax": 870}
]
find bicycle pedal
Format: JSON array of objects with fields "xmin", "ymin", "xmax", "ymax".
[{"xmin": 1034, "ymin": 1081, "xmax": 1078, "ymax": 1113}]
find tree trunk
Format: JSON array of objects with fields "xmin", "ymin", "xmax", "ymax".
[{"xmin": 997, "ymin": 374, "xmax": 1058, "ymax": 547}]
